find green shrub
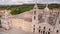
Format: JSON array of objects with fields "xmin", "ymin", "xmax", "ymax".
[
  {"xmin": 10, "ymin": 5, "xmax": 34, "ymax": 15},
  {"xmin": 0, "ymin": 4, "xmax": 60, "ymax": 15}
]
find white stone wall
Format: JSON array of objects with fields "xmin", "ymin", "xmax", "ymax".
[{"xmin": 32, "ymin": 5, "xmax": 60, "ymax": 34}]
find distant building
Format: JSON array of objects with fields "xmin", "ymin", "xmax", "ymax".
[{"xmin": 1, "ymin": 9, "xmax": 12, "ymax": 30}]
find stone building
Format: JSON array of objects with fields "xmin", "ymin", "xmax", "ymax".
[
  {"xmin": 1, "ymin": 10, "xmax": 12, "ymax": 30},
  {"xmin": 32, "ymin": 4, "xmax": 60, "ymax": 34},
  {"xmin": 0, "ymin": 9, "xmax": 32, "ymax": 32}
]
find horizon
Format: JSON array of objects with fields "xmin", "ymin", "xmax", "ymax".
[{"xmin": 0, "ymin": 0, "xmax": 60, "ymax": 5}]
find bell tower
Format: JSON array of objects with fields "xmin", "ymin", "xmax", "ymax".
[{"xmin": 32, "ymin": 0, "xmax": 39, "ymax": 33}]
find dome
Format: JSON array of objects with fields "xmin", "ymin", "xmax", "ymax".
[
  {"xmin": 44, "ymin": 6, "xmax": 50, "ymax": 12},
  {"xmin": 44, "ymin": 4, "xmax": 50, "ymax": 12},
  {"xmin": 44, "ymin": 4, "xmax": 50, "ymax": 15}
]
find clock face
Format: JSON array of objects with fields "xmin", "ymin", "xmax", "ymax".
[{"xmin": 48, "ymin": 12, "xmax": 58, "ymax": 26}]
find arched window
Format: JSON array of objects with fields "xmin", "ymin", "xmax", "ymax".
[
  {"xmin": 0, "ymin": 20, "xmax": 2, "ymax": 28},
  {"xmin": 34, "ymin": 11, "xmax": 36, "ymax": 15},
  {"xmin": 47, "ymin": 28, "xmax": 51, "ymax": 34},
  {"xmin": 34, "ymin": 16, "xmax": 36, "ymax": 20},
  {"xmin": 39, "ymin": 29, "xmax": 40, "ymax": 33},
  {"xmin": 43, "ymin": 27, "xmax": 45, "ymax": 34},
  {"xmin": 39, "ymin": 26, "xmax": 41, "ymax": 28},
  {"xmin": 59, "ymin": 21, "xmax": 60, "ymax": 24},
  {"xmin": 56, "ymin": 30, "xmax": 59, "ymax": 33},
  {"xmin": 39, "ymin": 26, "xmax": 41, "ymax": 33},
  {"xmin": 33, "ymin": 28, "xmax": 35, "ymax": 33},
  {"xmin": 33, "ymin": 25, "xmax": 35, "ymax": 32},
  {"xmin": 43, "ymin": 31, "xmax": 45, "ymax": 34},
  {"xmin": 33, "ymin": 25, "xmax": 35, "ymax": 27},
  {"xmin": 49, "ymin": 28, "xmax": 50, "ymax": 31},
  {"xmin": 48, "ymin": 32, "xmax": 50, "ymax": 34},
  {"xmin": 44, "ymin": 27, "xmax": 46, "ymax": 30}
]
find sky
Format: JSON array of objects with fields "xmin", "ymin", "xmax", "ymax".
[{"xmin": 0, "ymin": 0, "xmax": 60, "ymax": 5}]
